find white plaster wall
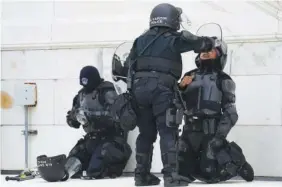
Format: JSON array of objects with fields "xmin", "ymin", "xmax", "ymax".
[
  {"xmin": 1, "ymin": 42, "xmax": 282, "ymax": 176},
  {"xmin": 1, "ymin": 1, "xmax": 282, "ymax": 177}
]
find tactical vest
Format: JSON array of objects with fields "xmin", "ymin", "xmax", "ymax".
[
  {"xmin": 134, "ymin": 29, "xmax": 183, "ymax": 80},
  {"xmin": 185, "ymin": 71, "xmax": 222, "ymax": 117},
  {"xmin": 78, "ymin": 81, "xmax": 114, "ymax": 133}
]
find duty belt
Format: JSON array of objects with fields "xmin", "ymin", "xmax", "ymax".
[
  {"xmin": 134, "ymin": 71, "xmax": 177, "ymax": 88},
  {"xmin": 184, "ymin": 117, "xmax": 219, "ymax": 135}
]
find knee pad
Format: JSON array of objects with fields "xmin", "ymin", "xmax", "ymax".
[
  {"xmin": 101, "ymin": 141, "xmax": 131, "ymax": 164},
  {"xmin": 64, "ymin": 157, "xmax": 82, "ymax": 179},
  {"xmin": 37, "ymin": 154, "xmax": 68, "ymax": 182},
  {"xmin": 228, "ymin": 142, "xmax": 246, "ymax": 166},
  {"xmin": 215, "ymin": 141, "xmax": 246, "ymax": 176}
]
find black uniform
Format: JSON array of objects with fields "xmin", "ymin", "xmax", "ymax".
[
  {"xmin": 122, "ymin": 3, "xmax": 216, "ymax": 187},
  {"xmin": 178, "ymin": 41, "xmax": 254, "ymax": 183},
  {"xmin": 37, "ymin": 66, "xmax": 132, "ymax": 182},
  {"xmin": 65, "ymin": 66, "xmax": 132, "ymax": 179}
]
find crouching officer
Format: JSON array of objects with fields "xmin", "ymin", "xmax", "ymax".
[
  {"xmin": 37, "ymin": 66, "xmax": 132, "ymax": 182},
  {"xmin": 178, "ymin": 38, "xmax": 254, "ymax": 184}
]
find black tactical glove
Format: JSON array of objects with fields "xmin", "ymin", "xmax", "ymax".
[
  {"xmin": 202, "ymin": 37, "xmax": 215, "ymax": 52},
  {"xmin": 66, "ymin": 110, "xmax": 80, "ymax": 129}
]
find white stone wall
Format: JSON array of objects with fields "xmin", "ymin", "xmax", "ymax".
[{"xmin": 1, "ymin": 1, "xmax": 282, "ymax": 177}]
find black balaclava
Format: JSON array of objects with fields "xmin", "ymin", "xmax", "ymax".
[
  {"xmin": 200, "ymin": 48, "xmax": 221, "ymax": 72},
  {"xmin": 79, "ymin": 66, "xmax": 102, "ymax": 92}
]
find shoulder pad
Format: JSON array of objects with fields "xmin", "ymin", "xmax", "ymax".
[
  {"xmin": 72, "ymin": 94, "xmax": 80, "ymax": 107},
  {"xmin": 98, "ymin": 81, "xmax": 115, "ymax": 90},
  {"xmin": 221, "ymin": 79, "xmax": 236, "ymax": 94},
  {"xmin": 218, "ymin": 71, "xmax": 232, "ymax": 81}
]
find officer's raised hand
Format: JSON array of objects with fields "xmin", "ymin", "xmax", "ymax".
[
  {"xmin": 66, "ymin": 110, "xmax": 80, "ymax": 129},
  {"xmin": 179, "ymin": 75, "xmax": 193, "ymax": 89}
]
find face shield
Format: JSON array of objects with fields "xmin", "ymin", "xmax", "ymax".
[
  {"xmin": 176, "ymin": 7, "xmax": 192, "ymax": 31},
  {"xmin": 196, "ymin": 22, "xmax": 222, "ymax": 45},
  {"xmin": 111, "ymin": 42, "xmax": 134, "ymax": 81}
]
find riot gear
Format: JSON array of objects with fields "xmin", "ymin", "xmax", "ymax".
[
  {"xmin": 111, "ymin": 10, "xmax": 218, "ymax": 186},
  {"xmin": 65, "ymin": 79, "xmax": 131, "ymax": 179},
  {"xmin": 40, "ymin": 66, "xmax": 132, "ymax": 181},
  {"xmin": 79, "ymin": 66, "xmax": 102, "ymax": 92},
  {"xmin": 37, "ymin": 155, "xmax": 68, "ymax": 182},
  {"xmin": 195, "ymin": 37, "xmax": 228, "ymax": 70},
  {"xmin": 149, "ymin": 3, "xmax": 182, "ymax": 30},
  {"xmin": 178, "ymin": 23, "xmax": 254, "ymax": 184}
]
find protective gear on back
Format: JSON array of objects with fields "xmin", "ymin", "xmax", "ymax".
[
  {"xmin": 37, "ymin": 154, "xmax": 68, "ymax": 182},
  {"xmin": 150, "ymin": 3, "xmax": 182, "ymax": 30},
  {"xmin": 110, "ymin": 92, "xmax": 137, "ymax": 131},
  {"xmin": 79, "ymin": 66, "xmax": 102, "ymax": 92}
]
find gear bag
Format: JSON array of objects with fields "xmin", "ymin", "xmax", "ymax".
[{"xmin": 111, "ymin": 92, "xmax": 137, "ymax": 131}]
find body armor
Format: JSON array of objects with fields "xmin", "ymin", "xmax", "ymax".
[
  {"xmin": 185, "ymin": 70, "xmax": 222, "ymax": 118},
  {"xmin": 78, "ymin": 88, "xmax": 110, "ymax": 133},
  {"xmin": 133, "ymin": 29, "xmax": 183, "ymax": 80}
]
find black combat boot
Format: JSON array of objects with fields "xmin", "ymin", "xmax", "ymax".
[
  {"xmin": 162, "ymin": 146, "xmax": 193, "ymax": 187},
  {"xmin": 238, "ymin": 162, "xmax": 254, "ymax": 182},
  {"xmin": 134, "ymin": 147, "xmax": 160, "ymax": 186}
]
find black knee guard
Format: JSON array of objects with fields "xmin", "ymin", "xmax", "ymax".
[
  {"xmin": 216, "ymin": 141, "xmax": 246, "ymax": 176},
  {"xmin": 178, "ymin": 139, "xmax": 197, "ymax": 180},
  {"xmin": 162, "ymin": 142, "xmax": 194, "ymax": 186},
  {"xmin": 100, "ymin": 138, "xmax": 132, "ymax": 177},
  {"xmin": 135, "ymin": 146, "xmax": 161, "ymax": 186},
  {"xmin": 37, "ymin": 154, "xmax": 68, "ymax": 182},
  {"xmin": 102, "ymin": 138, "xmax": 132, "ymax": 163}
]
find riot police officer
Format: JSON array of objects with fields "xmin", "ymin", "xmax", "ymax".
[
  {"xmin": 178, "ymin": 38, "xmax": 254, "ymax": 183},
  {"xmin": 37, "ymin": 66, "xmax": 132, "ymax": 182},
  {"xmin": 120, "ymin": 3, "xmax": 218, "ymax": 187}
]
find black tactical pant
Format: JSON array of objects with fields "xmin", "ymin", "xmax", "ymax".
[
  {"xmin": 179, "ymin": 120, "xmax": 246, "ymax": 183},
  {"xmin": 68, "ymin": 134, "xmax": 130, "ymax": 179},
  {"xmin": 132, "ymin": 77, "xmax": 179, "ymax": 177}
]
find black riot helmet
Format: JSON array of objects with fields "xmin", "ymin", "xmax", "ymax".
[
  {"xmin": 149, "ymin": 3, "xmax": 182, "ymax": 30},
  {"xmin": 195, "ymin": 37, "xmax": 228, "ymax": 71}
]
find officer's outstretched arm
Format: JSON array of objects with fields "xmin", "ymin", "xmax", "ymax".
[
  {"xmin": 66, "ymin": 94, "xmax": 81, "ymax": 129},
  {"xmin": 216, "ymin": 79, "xmax": 239, "ymax": 138},
  {"xmin": 177, "ymin": 30, "xmax": 214, "ymax": 53}
]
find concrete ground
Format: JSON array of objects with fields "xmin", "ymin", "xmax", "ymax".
[{"xmin": 1, "ymin": 175, "xmax": 282, "ymax": 187}]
